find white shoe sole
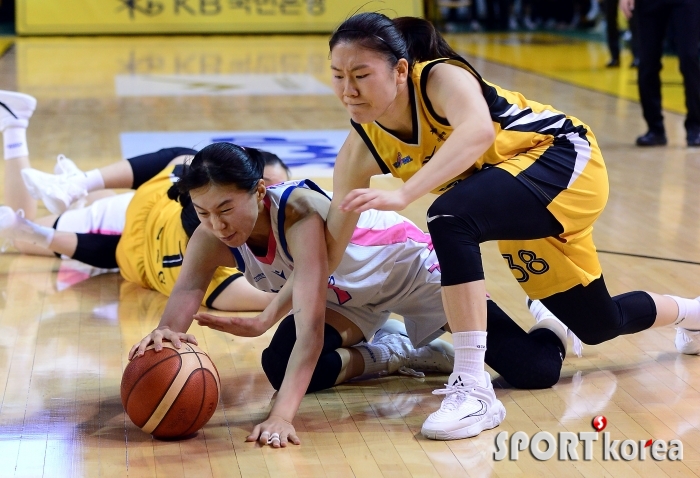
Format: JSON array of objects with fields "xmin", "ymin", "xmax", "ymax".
[{"xmin": 421, "ymin": 401, "xmax": 506, "ymax": 440}]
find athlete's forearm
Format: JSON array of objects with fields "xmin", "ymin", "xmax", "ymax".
[
  {"xmin": 258, "ymin": 270, "xmax": 295, "ymax": 329},
  {"xmin": 269, "ymin": 323, "xmax": 324, "ymax": 421},
  {"xmin": 158, "ymin": 287, "xmax": 206, "ymax": 333},
  {"xmin": 399, "ymin": 122, "xmax": 493, "ymax": 203}
]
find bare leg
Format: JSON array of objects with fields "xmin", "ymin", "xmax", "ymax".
[
  {"xmin": 3, "ymin": 155, "xmax": 37, "ymax": 220},
  {"xmin": 98, "ymin": 161, "xmax": 134, "ymax": 189},
  {"xmin": 649, "ymin": 292, "xmax": 680, "ymax": 327},
  {"xmin": 325, "ymin": 308, "xmax": 366, "ymax": 384},
  {"xmin": 98, "ymin": 154, "xmax": 191, "ymax": 190},
  {"xmin": 442, "ymin": 280, "xmax": 488, "ymax": 331},
  {"xmin": 13, "ymin": 230, "xmax": 77, "ymax": 257}
]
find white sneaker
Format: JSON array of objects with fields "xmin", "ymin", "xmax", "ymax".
[
  {"xmin": 21, "ymin": 166, "xmax": 87, "ymax": 215},
  {"xmin": 372, "ymin": 319, "xmax": 454, "ymax": 377},
  {"xmin": 527, "ymin": 298, "xmax": 583, "ymax": 357},
  {"xmin": 53, "ymin": 154, "xmax": 84, "ymax": 177},
  {"xmin": 421, "ymin": 371, "xmax": 506, "ymax": 440},
  {"xmin": 0, "ymin": 90, "xmax": 36, "ymax": 131},
  {"xmin": 0, "ymin": 206, "xmax": 41, "ymax": 245},
  {"xmin": 675, "ymin": 328, "xmax": 700, "ymax": 355}
]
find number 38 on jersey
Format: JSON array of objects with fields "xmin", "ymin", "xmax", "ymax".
[{"xmin": 502, "ymin": 250, "xmax": 549, "ymax": 283}]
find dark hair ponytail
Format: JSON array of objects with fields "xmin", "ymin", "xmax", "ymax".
[
  {"xmin": 392, "ymin": 17, "xmax": 462, "ymax": 63},
  {"xmin": 329, "ymin": 13, "xmax": 462, "ymax": 70},
  {"xmin": 177, "ymin": 142, "xmax": 265, "ymax": 195}
]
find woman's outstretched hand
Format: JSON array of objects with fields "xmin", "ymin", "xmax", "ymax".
[
  {"xmin": 339, "ymin": 188, "xmax": 409, "ymax": 213},
  {"xmin": 128, "ymin": 326, "xmax": 198, "ymax": 360},
  {"xmin": 246, "ymin": 415, "xmax": 300, "ymax": 448},
  {"xmin": 195, "ymin": 312, "xmax": 269, "ymax": 337}
]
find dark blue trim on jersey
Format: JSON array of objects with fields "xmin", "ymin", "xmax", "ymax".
[
  {"xmin": 278, "ymin": 186, "xmax": 296, "ymax": 262},
  {"xmin": 515, "ymin": 121, "xmax": 590, "ymax": 204},
  {"xmin": 351, "ymin": 120, "xmax": 391, "ymax": 175},
  {"xmin": 276, "ymin": 179, "xmax": 332, "ymax": 262},
  {"xmin": 298, "ymin": 179, "xmax": 331, "ymax": 201},
  {"xmin": 228, "ymin": 247, "xmax": 246, "ymax": 273}
]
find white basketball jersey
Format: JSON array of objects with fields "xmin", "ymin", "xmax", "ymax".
[{"xmin": 229, "ymin": 180, "xmax": 446, "ymax": 345}]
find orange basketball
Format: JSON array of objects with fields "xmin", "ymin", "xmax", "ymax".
[{"xmin": 121, "ymin": 342, "xmax": 221, "ymax": 439}]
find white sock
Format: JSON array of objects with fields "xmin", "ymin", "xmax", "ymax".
[
  {"xmin": 3, "ymin": 127, "xmax": 28, "ymax": 160},
  {"xmin": 667, "ymin": 295, "xmax": 700, "ymax": 330},
  {"xmin": 6, "ymin": 217, "xmax": 55, "ymax": 248},
  {"xmin": 453, "ymin": 331, "xmax": 487, "ymax": 385},
  {"xmin": 83, "ymin": 169, "xmax": 105, "ymax": 192},
  {"xmin": 354, "ymin": 342, "xmax": 391, "ymax": 375}
]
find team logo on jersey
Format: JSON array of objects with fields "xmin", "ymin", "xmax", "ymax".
[
  {"xmin": 393, "ymin": 152, "xmax": 414, "ymax": 169},
  {"xmin": 327, "ymin": 276, "xmax": 352, "ymax": 305},
  {"xmin": 272, "ymin": 269, "xmax": 286, "ymax": 280},
  {"xmin": 253, "ymin": 273, "xmax": 266, "ymax": 282},
  {"xmin": 430, "ymin": 128, "xmax": 448, "ymax": 142}
]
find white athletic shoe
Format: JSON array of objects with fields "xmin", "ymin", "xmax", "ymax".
[
  {"xmin": 0, "ymin": 206, "xmax": 36, "ymax": 243},
  {"xmin": 0, "ymin": 90, "xmax": 36, "ymax": 131},
  {"xmin": 21, "ymin": 164, "xmax": 88, "ymax": 215},
  {"xmin": 53, "ymin": 154, "xmax": 84, "ymax": 177},
  {"xmin": 527, "ymin": 297, "xmax": 583, "ymax": 357},
  {"xmin": 372, "ymin": 319, "xmax": 454, "ymax": 377},
  {"xmin": 421, "ymin": 371, "xmax": 506, "ymax": 440},
  {"xmin": 675, "ymin": 328, "xmax": 700, "ymax": 355}
]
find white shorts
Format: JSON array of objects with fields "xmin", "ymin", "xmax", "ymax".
[
  {"xmin": 55, "ymin": 192, "xmax": 134, "ymax": 235},
  {"xmin": 326, "ymin": 248, "xmax": 447, "ymax": 348}
]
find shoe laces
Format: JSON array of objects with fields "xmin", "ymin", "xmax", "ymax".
[
  {"xmin": 55, "ymin": 154, "xmax": 72, "ymax": 174},
  {"xmin": 432, "ymin": 381, "xmax": 475, "ymax": 412}
]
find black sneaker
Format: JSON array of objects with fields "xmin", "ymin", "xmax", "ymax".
[
  {"xmin": 636, "ymin": 131, "xmax": 667, "ymax": 147},
  {"xmin": 606, "ymin": 58, "xmax": 620, "ymax": 68}
]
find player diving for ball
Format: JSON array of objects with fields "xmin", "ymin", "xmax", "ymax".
[{"xmin": 129, "ymin": 142, "xmax": 578, "ymax": 448}]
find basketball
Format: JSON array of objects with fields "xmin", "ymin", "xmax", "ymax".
[{"xmin": 121, "ymin": 342, "xmax": 221, "ymax": 439}]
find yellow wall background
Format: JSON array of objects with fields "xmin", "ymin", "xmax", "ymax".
[{"xmin": 17, "ymin": 0, "xmax": 423, "ymax": 35}]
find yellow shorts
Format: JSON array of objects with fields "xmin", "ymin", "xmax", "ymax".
[
  {"xmin": 116, "ymin": 166, "xmax": 240, "ymax": 306},
  {"xmin": 497, "ymin": 129, "xmax": 609, "ymax": 299}
]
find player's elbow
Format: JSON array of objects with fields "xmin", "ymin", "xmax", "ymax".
[
  {"xmin": 296, "ymin": 319, "xmax": 325, "ymax": 355},
  {"xmin": 478, "ymin": 123, "xmax": 496, "ymax": 148}
]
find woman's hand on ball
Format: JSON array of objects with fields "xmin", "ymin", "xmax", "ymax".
[
  {"xmin": 246, "ymin": 415, "xmax": 300, "ymax": 448},
  {"xmin": 128, "ymin": 326, "xmax": 198, "ymax": 360}
]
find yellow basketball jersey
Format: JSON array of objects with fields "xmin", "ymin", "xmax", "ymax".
[
  {"xmin": 116, "ymin": 166, "xmax": 241, "ymax": 307},
  {"xmin": 352, "ymin": 57, "xmax": 610, "ymax": 299},
  {"xmin": 352, "ymin": 58, "xmax": 603, "ymax": 199}
]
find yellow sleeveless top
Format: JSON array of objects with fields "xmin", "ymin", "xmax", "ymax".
[{"xmin": 351, "ymin": 57, "xmax": 596, "ymax": 199}]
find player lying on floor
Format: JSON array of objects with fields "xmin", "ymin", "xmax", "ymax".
[
  {"xmin": 129, "ymin": 142, "xmax": 575, "ymax": 447},
  {"xmin": 0, "ymin": 89, "xmax": 287, "ymax": 310}
]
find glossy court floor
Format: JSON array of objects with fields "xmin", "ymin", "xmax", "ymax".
[{"xmin": 0, "ymin": 32, "xmax": 699, "ymax": 477}]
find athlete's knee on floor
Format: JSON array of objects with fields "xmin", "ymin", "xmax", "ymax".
[
  {"xmin": 261, "ymin": 347, "xmax": 285, "ymax": 391},
  {"xmin": 499, "ymin": 349, "xmax": 561, "ymax": 389}
]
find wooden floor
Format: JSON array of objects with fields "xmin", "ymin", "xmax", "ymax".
[{"xmin": 0, "ymin": 33, "xmax": 699, "ymax": 477}]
